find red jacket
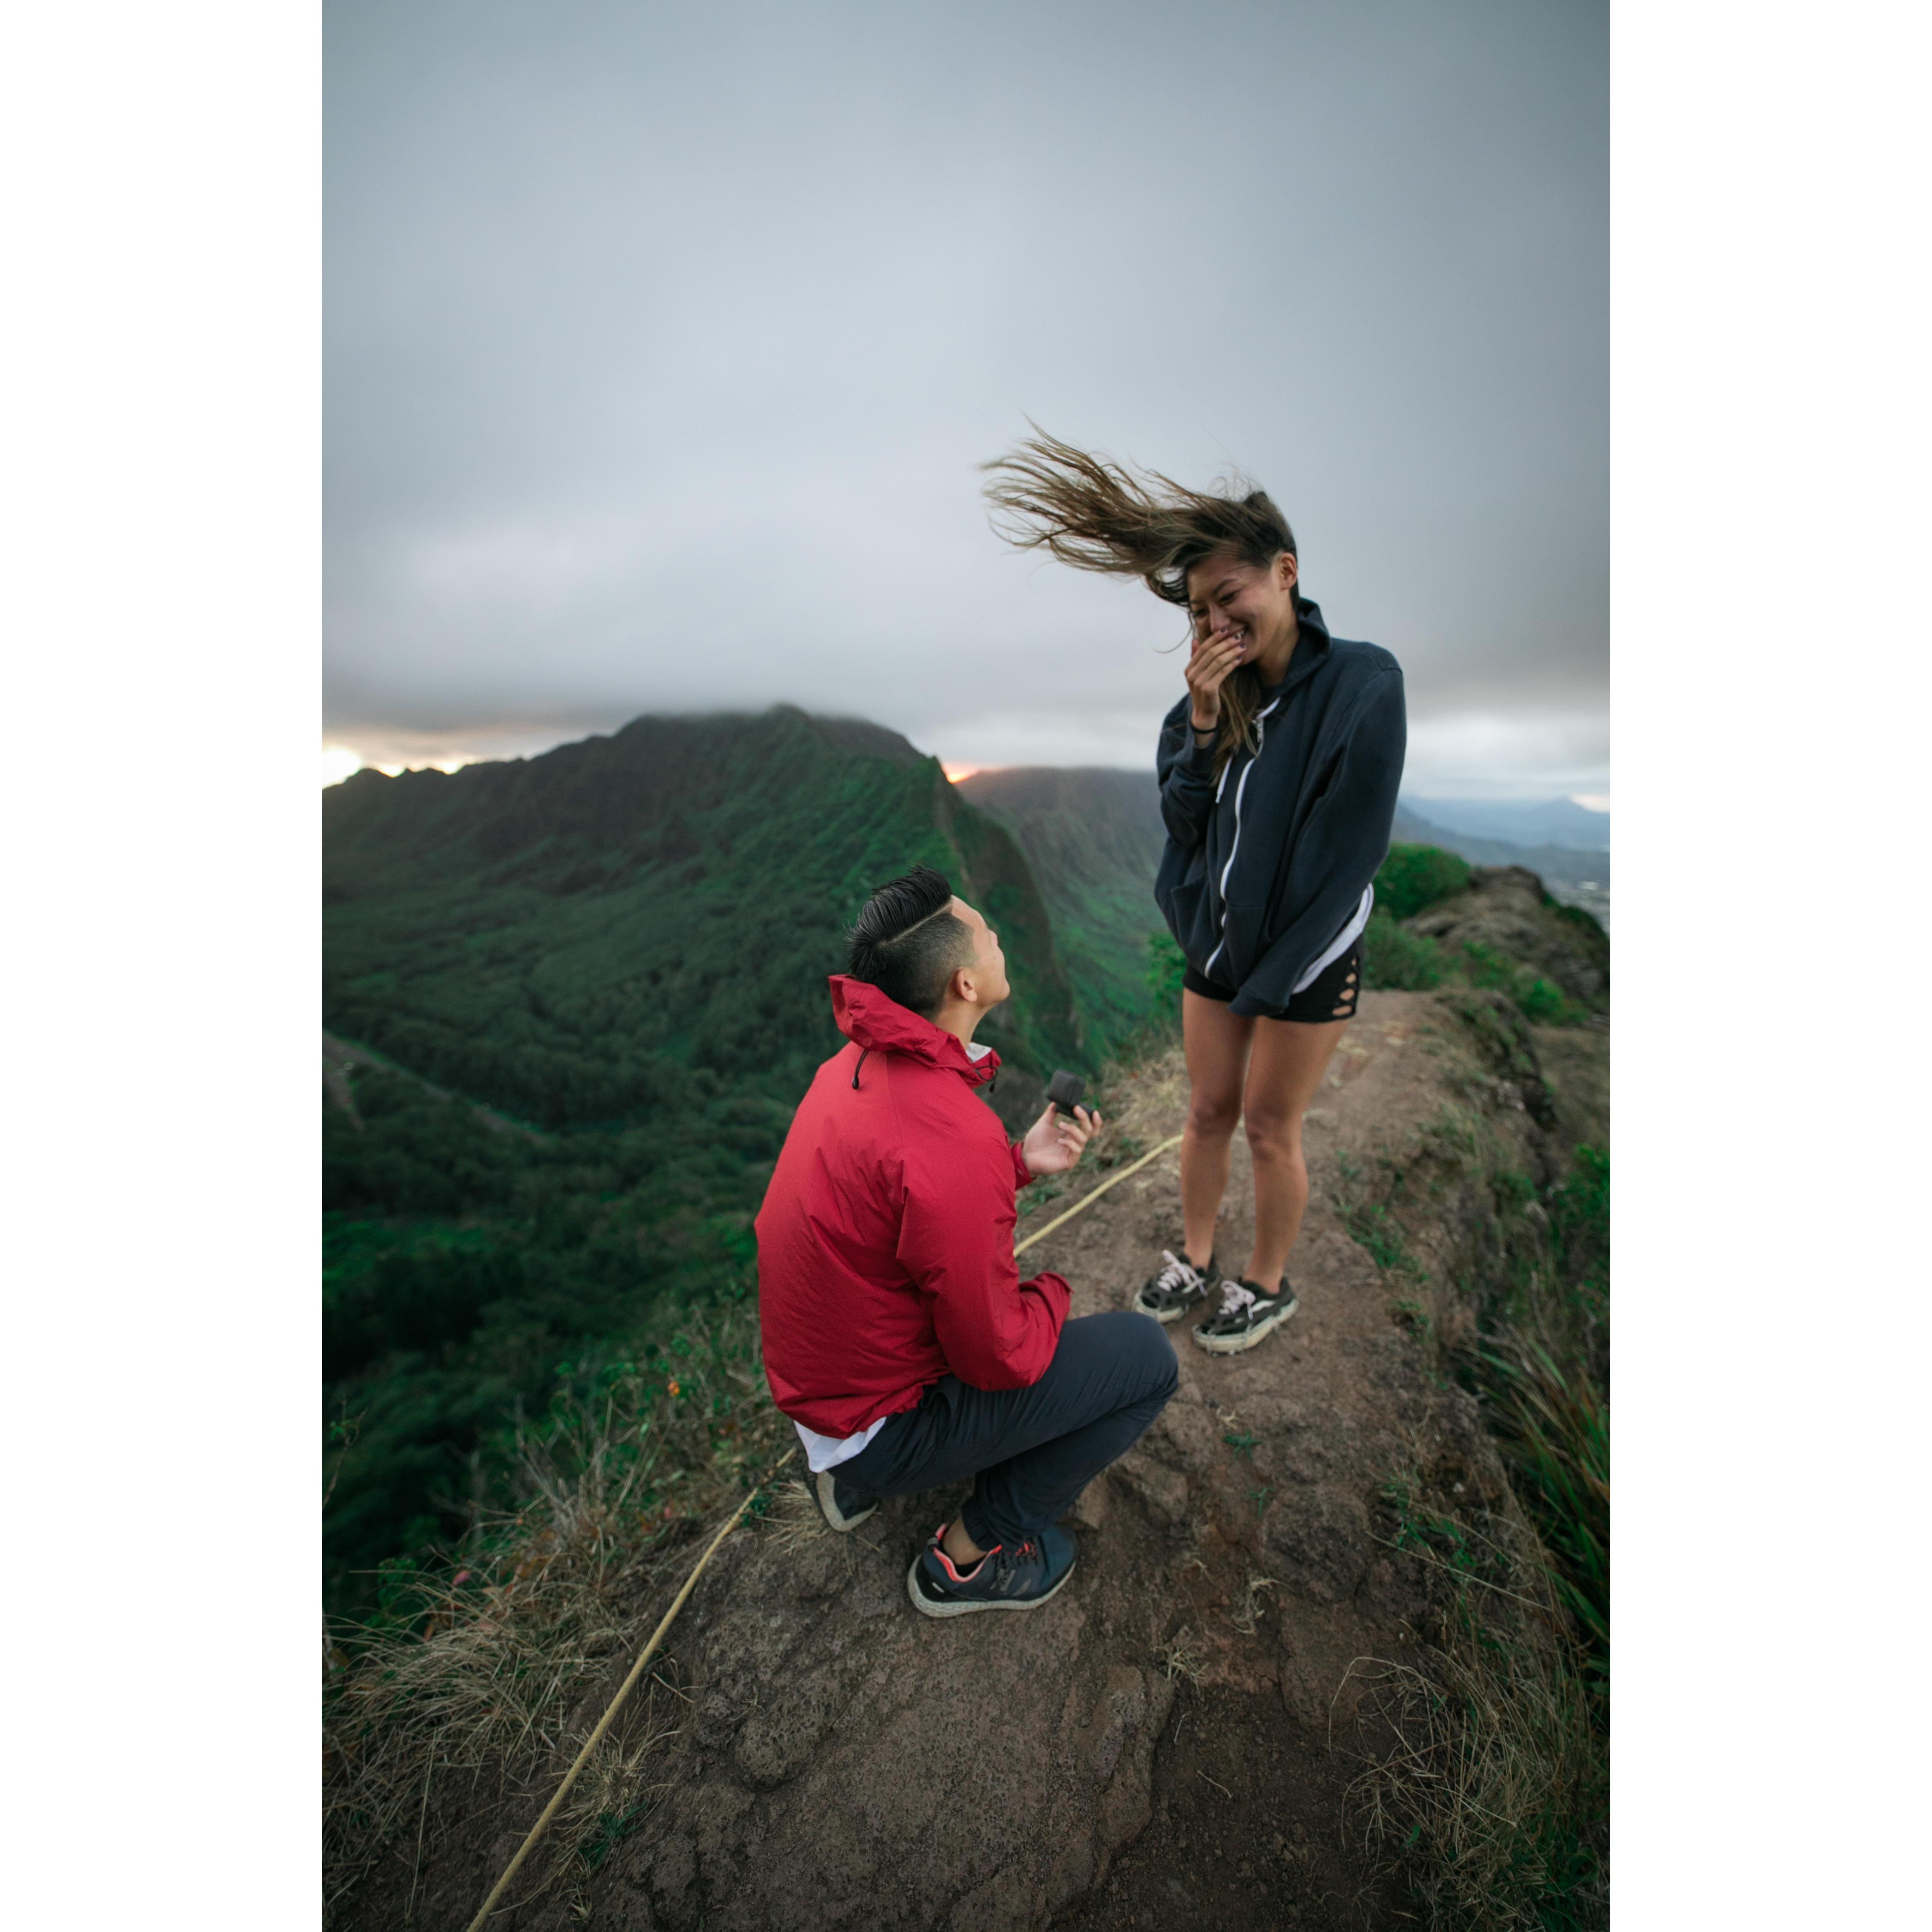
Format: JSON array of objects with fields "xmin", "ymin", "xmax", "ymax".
[{"xmin": 755, "ymin": 975, "xmax": 1071, "ymax": 1437}]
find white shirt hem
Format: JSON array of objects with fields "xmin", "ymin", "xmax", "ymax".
[{"xmin": 794, "ymin": 1414, "xmax": 890, "ymax": 1474}]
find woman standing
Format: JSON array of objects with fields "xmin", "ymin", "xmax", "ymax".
[{"xmin": 984, "ymin": 433, "xmax": 1405, "ymax": 1354}]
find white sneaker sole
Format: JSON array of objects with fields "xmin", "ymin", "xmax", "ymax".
[
  {"xmin": 1193, "ymin": 1297, "xmax": 1299, "ymax": 1354},
  {"xmin": 814, "ymin": 1470, "xmax": 877, "ymax": 1533},
  {"xmin": 905, "ymin": 1552, "xmax": 1077, "ymax": 1618},
  {"xmin": 1134, "ymin": 1296, "xmax": 1198, "ymax": 1325}
]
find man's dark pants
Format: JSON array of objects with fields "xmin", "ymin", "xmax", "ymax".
[{"xmin": 841, "ymin": 1311, "xmax": 1179, "ymax": 1550}]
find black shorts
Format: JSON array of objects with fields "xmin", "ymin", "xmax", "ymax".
[{"xmin": 1181, "ymin": 940, "xmax": 1362, "ymax": 1024}]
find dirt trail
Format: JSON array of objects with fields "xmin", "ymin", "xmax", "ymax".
[{"xmin": 366, "ymin": 989, "xmax": 1602, "ymax": 1932}]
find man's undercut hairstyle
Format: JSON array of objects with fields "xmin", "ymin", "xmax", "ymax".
[
  {"xmin": 847, "ymin": 865, "xmax": 976, "ymax": 1019},
  {"xmin": 981, "ymin": 426, "xmax": 1299, "ymax": 778}
]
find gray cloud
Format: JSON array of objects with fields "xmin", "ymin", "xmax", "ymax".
[{"xmin": 326, "ymin": 0, "xmax": 1606, "ymax": 796}]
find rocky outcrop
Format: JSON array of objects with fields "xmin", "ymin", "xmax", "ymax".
[{"xmin": 1408, "ymin": 865, "xmax": 1609, "ymax": 1010}]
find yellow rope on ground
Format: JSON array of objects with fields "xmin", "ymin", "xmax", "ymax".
[
  {"xmin": 464, "ymin": 1446, "xmax": 796, "ymax": 1930},
  {"xmin": 465, "ymin": 1127, "xmax": 1176, "ymax": 1924},
  {"xmin": 1014, "ymin": 1133, "xmax": 1183, "ymax": 1256}
]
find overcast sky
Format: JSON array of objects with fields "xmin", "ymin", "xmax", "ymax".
[{"xmin": 325, "ymin": 0, "xmax": 1606, "ymax": 800}]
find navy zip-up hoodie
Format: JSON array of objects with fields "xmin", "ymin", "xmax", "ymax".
[{"xmin": 1154, "ymin": 596, "xmax": 1405, "ymax": 1017}]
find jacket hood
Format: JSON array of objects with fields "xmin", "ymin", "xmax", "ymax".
[
  {"xmin": 828, "ymin": 975, "xmax": 1001, "ymax": 1087},
  {"xmin": 1273, "ymin": 595, "xmax": 1333, "ymax": 698}
]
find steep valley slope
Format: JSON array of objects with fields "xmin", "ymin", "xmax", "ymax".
[{"xmin": 953, "ymin": 767, "xmax": 1170, "ymax": 1056}]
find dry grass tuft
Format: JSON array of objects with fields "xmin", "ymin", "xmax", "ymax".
[
  {"xmin": 323, "ymin": 1300, "xmax": 789, "ymax": 1927},
  {"xmin": 1228, "ymin": 1572, "xmax": 1278, "ymax": 1636},
  {"xmin": 1340, "ymin": 1639, "xmax": 1603, "ymax": 1930},
  {"xmin": 1337, "ymin": 1500, "xmax": 1606, "ymax": 1931},
  {"xmin": 759, "ymin": 1477, "xmax": 834, "ymax": 1557},
  {"xmin": 1153, "ymin": 1618, "xmax": 1208, "ymax": 1686},
  {"xmin": 546, "ymin": 1682, "xmax": 688, "ymax": 1915}
]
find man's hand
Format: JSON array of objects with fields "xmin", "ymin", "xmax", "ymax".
[{"xmin": 1021, "ymin": 1101, "xmax": 1101, "ymax": 1178}]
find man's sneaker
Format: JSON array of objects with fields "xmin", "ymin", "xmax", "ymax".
[
  {"xmin": 906, "ymin": 1521, "xmax": 1078, "ymax": 1618},
  {"xmin": 1136, "ymin": 1249, "xmax": 1220, "ymax": 1323},
  {"xmin": 811, "ymin": 1467, "xmax": 877, "ymax": 1533},
  {"xmin": 1193, "ymin": 1277, "xmax": 1299, "ymax": 1354}
]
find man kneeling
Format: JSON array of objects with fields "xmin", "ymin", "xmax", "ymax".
[{"xmin": 756, "ymin": 866, "xmax": 1178, "ymax": 1617}]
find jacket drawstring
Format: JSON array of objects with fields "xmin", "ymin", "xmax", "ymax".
[{"xmin": 851, "ymin": 1049, "xmax": 869, "ymax": 1089}]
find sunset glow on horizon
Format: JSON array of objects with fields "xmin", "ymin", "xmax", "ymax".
[
  {"xmin": 324, "ymin": 745, "xmax": 476, "ymax": 786},
  {"xmin": 941, "ymin": 762, "xmax": 984, "ymax": 784}
]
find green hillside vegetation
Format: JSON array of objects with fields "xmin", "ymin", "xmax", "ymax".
[
  {"xmin": 325, "ymin": 707, "xmax": 1081, "ymax": 1120},
  {"xmin": 324, "ymin": 708, "xmax": 1086, "ymax": 1613},
  {"xmin": 1371, "ymin": 841, "xmax": 1475, "ymax": 921}
]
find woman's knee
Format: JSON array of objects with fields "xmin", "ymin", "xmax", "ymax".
[
  {"xmin": 1186, "ymin": 1090, "xmax": 1242, "ymax": 1140},
  {"xmin": 1242, "ymin": 1110, "xmax": 1303, "ymax": 1166}
]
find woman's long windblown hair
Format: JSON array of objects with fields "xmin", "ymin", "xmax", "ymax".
[{"xmin": 981, "ymin": 429, "xmax": 1298, "ymax": 777}]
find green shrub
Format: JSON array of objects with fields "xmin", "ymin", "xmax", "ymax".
[
  {"xmin": 1517, "ymin": 976, "xmax": 1579, "ymax": 1024},
  {"xmin": 1360, "ymin": 909, "xmax": 1446, "ymax": 989},
  {"xmin": 1460, "ymin": 941, "xmax": 1589, "ymax": 1027},
  {"xmin": 1373, "ymin": 842, "xmax": 1472, "ymax": 922}
]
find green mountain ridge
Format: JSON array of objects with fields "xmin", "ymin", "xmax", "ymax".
[{"xmin": 325, "ymin": 705, "xmax": 1084, "ymax": 1122}]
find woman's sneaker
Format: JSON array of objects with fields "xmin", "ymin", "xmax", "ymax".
[
  {"xmin": 1193, "ymin": 1277, "xmax": 1299, "ymax": 1354},
  {"xmin": 1135, "ymin": 1249, "xmax": 1220, "ymax": 1323},
  {"xmin": 811, "ymin": 1468, "xmax": 877, "ymax": 1533},
  {"xmin": 907, "ymin": 1522, "xmax": 1078, "ymax": 1617}
]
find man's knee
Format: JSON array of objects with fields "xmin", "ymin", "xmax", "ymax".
[
  {"xmin": 1141, "ymin": 1318, "xmax": 1181, "ymax": 1403},
  {"xmin": 1050, "ymin": 1310, "xmax": 1179, "ymax": 1411},
  {"xmin": 1089, "ymin": 1308, "xmax": 1179, "ymax": 1404}
]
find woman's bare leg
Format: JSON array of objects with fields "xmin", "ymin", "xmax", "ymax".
[
  {"xmin": 1238, "ymin": 1013, "xmax": 1352, "ymax": 1290},
  {"xmin": 1180, "ymin": 990, "xmax": 1254, "ymax": 1269}
]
